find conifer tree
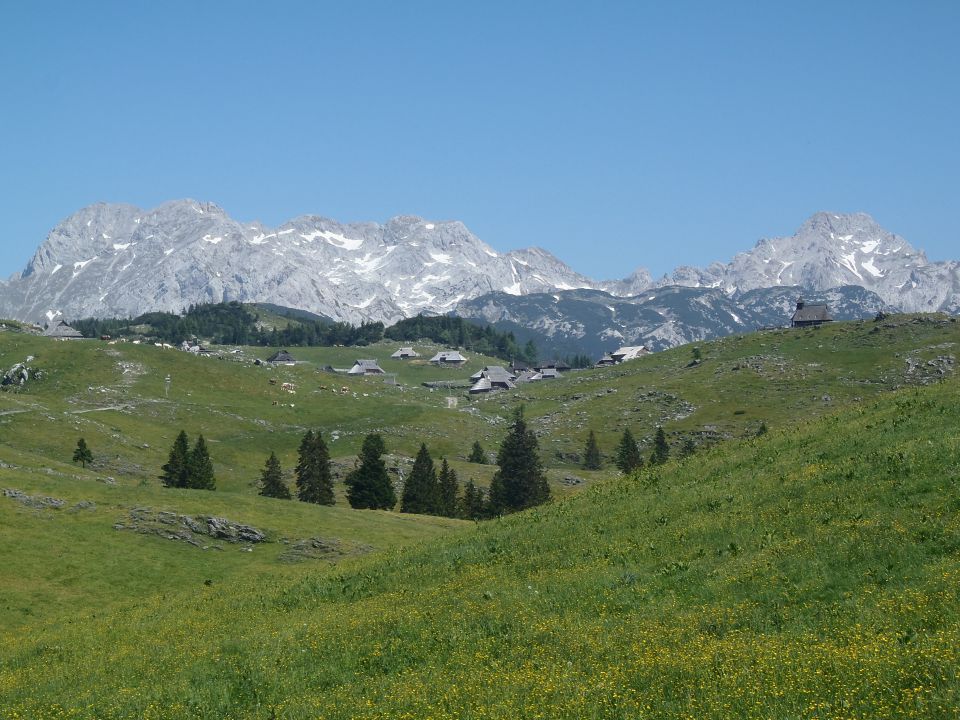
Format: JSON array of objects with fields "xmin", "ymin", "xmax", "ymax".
[
  {"xmin": 161, "ymin": 430, "xmax": 191, "ymax": 488},
  {"xmin": 401, "ymin": 443, "xmax": 439, "ymax": 514},
  {"xmin": 489, "ymin": 407, "xmax": 550, "ymax": 514},
  {"xmin": 582, "ymin": 430, "xmax": 601, "ymax": 470},
  {"xmin": 650, "ymin": 426, "xmax": 670, "ymax": 466},
  {"xmin": 258, "ymin": 451, "xmax": 291, "ymax": 499},
  {"xmin": 72, "ymin": 438, "xmax": 93, "ymax": 469},
  {"xmin": 468, "ymin": 440, "xmax": 487, "ymax": 464},
  {"xmin": 615, "ymin": 428, "xmax": 643, "ymax": 474},
  {"xmin": 345, "ymin": 433, "xmax": 396, "ymax": 510},
  {"xmin": 437, "ymin": 458, "xmax": 460, "ymax": 518},
  {"xmin": 188, "ymin": 434, "xmax": 216, "ymax": 490},
  {"xmin": 460, "ymin": 480, "xmax": 487, "ymax": 520},
  {"xmin": 296, "ymin": 430, "xmax": 335, "ymax": 505}
]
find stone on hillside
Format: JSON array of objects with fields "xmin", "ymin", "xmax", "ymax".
[
  {"xmin": 115, "ymin": 508, "xmax": 267, "ymax": 547},
  {"xmin": 3, "ymin": 488, "xmax": 66, "ymax": 509}
]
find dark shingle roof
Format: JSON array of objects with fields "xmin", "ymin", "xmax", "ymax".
[
  {"xmin": 791, "ymin": 302, "xmax": 832, "ymax": 323},
  {"xmin": 266, "ymin": 350, "xmax": 296, "ymax": 363}
]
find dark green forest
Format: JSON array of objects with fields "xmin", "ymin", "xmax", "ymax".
[
  {"xmin": 70, "ymin": 303, "xmax": 537, "ymax": 363},
  {"xmin": 72, "ymin": 302, "xmax": 383, "ymax": 347},
  {"xmin": 385, "ymin": 315, "xmax": 537, "ymax": 364}
]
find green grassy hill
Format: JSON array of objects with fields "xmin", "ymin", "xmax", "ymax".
[
  {"xmin": 1, "ymin": 315, "xmax": 958, "ymax": 717},
  {"xmin": 2, "ymin": 352, "xmax": 958, "ymax": 717}
]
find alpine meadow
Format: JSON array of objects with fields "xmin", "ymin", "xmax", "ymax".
[{"xmin": 1, "ymin": 312, "xmax": 959, "ymax": 718}]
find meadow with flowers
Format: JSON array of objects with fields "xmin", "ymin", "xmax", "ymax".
[{"xmin": 1, "ymin": 316, "xmax": 958, "ymax": 717}]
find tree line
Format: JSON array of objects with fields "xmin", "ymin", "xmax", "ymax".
[
  {"xmin": 77, "ymin": 414, "xmax": 697, "ymax": 519},
  {"xmin": 71, "ymin": 303, "xmax": 537, "ymax": 363},
  {"xmin": 71, "ymin": 302, "xmax": 384, "ymax": 348}
]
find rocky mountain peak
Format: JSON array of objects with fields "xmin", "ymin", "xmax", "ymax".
[{"xmin": 1, "ymin": 204, "xmax": 956, "ymax": 341}]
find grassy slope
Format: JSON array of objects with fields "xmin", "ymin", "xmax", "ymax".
[
  {"xmin": 1, "ymin": 316, "xmax": 957, "ymax": 631},
  {"xmin": 1, "ymin": 361, "xmax": 958, "ymax": 717},
  {"xmin": 0, "ymin": 334, "xmax": 477, "ymax": 630}
]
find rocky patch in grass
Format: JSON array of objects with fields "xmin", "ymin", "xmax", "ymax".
[
  {"xmin": 276, "ymin": 536, "xmax": 374, "ymax": 563},
  {"xmin": 3, "ymin": 488, "xmax": 95, "ymax": 512},
  {"xmin": 3, "ymin": 488, "xmax": 66, "ymax": 510},
  {"xmin": 113, "ymin": 508, "xmax": 266, "ymax": 548},
  {"xmin": 904, "ymin": 354, "xmax": 955, "ymax": 385}
]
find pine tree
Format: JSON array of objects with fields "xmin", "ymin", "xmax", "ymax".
[
  {"xmin": 188, "ymin": 434, "xmax": 216, "ymax": 490},
  {"xmin": 615, "ymin": 428, "xmax": 643, "ymax": 473},
  {"xmin": 650, "ymin": 426, "xmax": 670, "ymax": 466},
  {"xmin": 161, "ymin": 430, "xmax": 191, "ymax": 488},
  {"xmin": 401, "ymin": 443, "xmax": 439, "ymax": 514},
  {"xmin": 296, "ymin": 430, "xmax": 335, "ymax": 505},
  {"xmin": 72, "ymin": 438, "xmax": 93, "ymax": 469},
  {"xmin": 345, "ymin": 433, "xmax": 396, "ymax": 510},
  {"xmin": 460, "ymin": 479, "xmax": 486, "ymax": 520},
  {"xmin": 680, "ymin": 437, "xmax": 697, "ymax": 458},
  {"xmin": 582, "ymin": 430, "xmax": 601, "ymax": 470},
  {"xmin": 468, "ymin": 440, "xmax": 487, "ymax": 464},
  {"xmin": 437, "ymin": 458, "xmax": 459, "ymax": 518},
  {"xmin": 489, "ymin": 407, "xmax": 550, "ymax": 514},
  {"xmin": 258, "ymin": 451, "xmax": 291, "ymax": 499},
  {"xmin": 522, "ymin": 339, "xmax": 538, "ymax": 365}
]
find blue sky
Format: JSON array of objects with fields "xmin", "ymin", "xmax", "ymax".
[{"xmin": 1, "ymin": 1, "xmax": 958, "ymax": 281}]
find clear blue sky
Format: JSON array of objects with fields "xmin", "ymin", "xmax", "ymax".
[{"xmin": 1, "ymin": 1, "xmax": 958, "ymax": 281}]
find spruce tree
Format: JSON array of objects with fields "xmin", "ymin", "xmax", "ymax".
[
  {"xmin": 489, "ymin": 407, "xmax": 550, "ymax": 514},
  {"xmin": 345, "ymin": 433, "xmax": 396, "ymax": 510},
  {"xmin": 468, "ymin": 440, "xmax": 487, "ymax": 464},
  {"xmin": 188, "ymin": 434, "xmax": 216, "ymax": 490},
  {"xmin": 615, "ymin": 428, "xmax": 643, "ymax": 474},
  {"xmin": 650, "ymin": 426, "xmax": 670, "ymax": 466},
  {"xmin": 401, "ymin": 443, "xmax": 438, "ymax": 514},
  {"xmin": 437, "ymin": 458, "xmax": 460, "ymax": 518},
  {"xmin": 460, "ymin": 480, "xmax": 486, "ymax": 520},
  {"xmin": 296, "ymin": 430, "xmax": 335, "ymax": 505},
  {"xmin": 72, "ymin": 438, "xmax": 93, "ymax": 469},
  {"xmin": 259, "ymin": 451, "xmax": 291, "ymax": 499},
  {"xmin": 161, "ymin": 430, "xmax": 191, "ymax": 488},
  {"xmin": 582, "ymin": 430, "xmax": 601, "ymax": 470}
]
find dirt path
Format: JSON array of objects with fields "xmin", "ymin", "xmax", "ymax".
[{"xmin": 69, "ymin": 405, "xmax": 133, "ymax": 414}]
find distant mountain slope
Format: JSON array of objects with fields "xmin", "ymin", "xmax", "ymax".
[
  {"xmin": 0, "ymin": 200, "xmax": 594, "ymax": 326},
  {"xmin": 456, "ymin": 285, "xmax": 893, "ymax": 357},
  {"xmin": 656, "ymin": 212, "xmax": 960, "ymax": 312},
  {"xmin": 0, "ymin": 202, "xmax": 955, "ymax": 355}
]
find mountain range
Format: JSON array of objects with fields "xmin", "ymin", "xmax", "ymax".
[{"xmin": 1, "ymin": 201, "xmax": 957, "ymax": 355}]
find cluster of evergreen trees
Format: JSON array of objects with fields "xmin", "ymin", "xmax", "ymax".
[
  {"xmin": 71, "ymin": 303, "xmax": 538, "ymax": 363},
  {"xmin": 562, "ymin": 354, "xmax": 595, "ymax": 370},
  {"xmin": 72, "ymin": 302, "xmax": 384, "ymax": 348},
  {"xmin": 153, "ymin": 408, "xmax": 554, "ymax": 520},
  {"xmin": 400, "ymin": 445, "xmax": 463, "ymax": 518},
  {"xmin": 579, "ymin": 426, "xmax": 681, "ymax": 473},
  {"xmin": 258, "ymin": 430, "xmax": 336, "ymax": 503},
  {"xmin": 160, "ymin": 431, "xmax": 216, "ymax": 489},
  {"xmin": 385, "ymin": 315, "xmax": 538, "ymax": 365},
  {"xmin": 339, "ymin": 410, "xmax": 550, "ymax": 519}
]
